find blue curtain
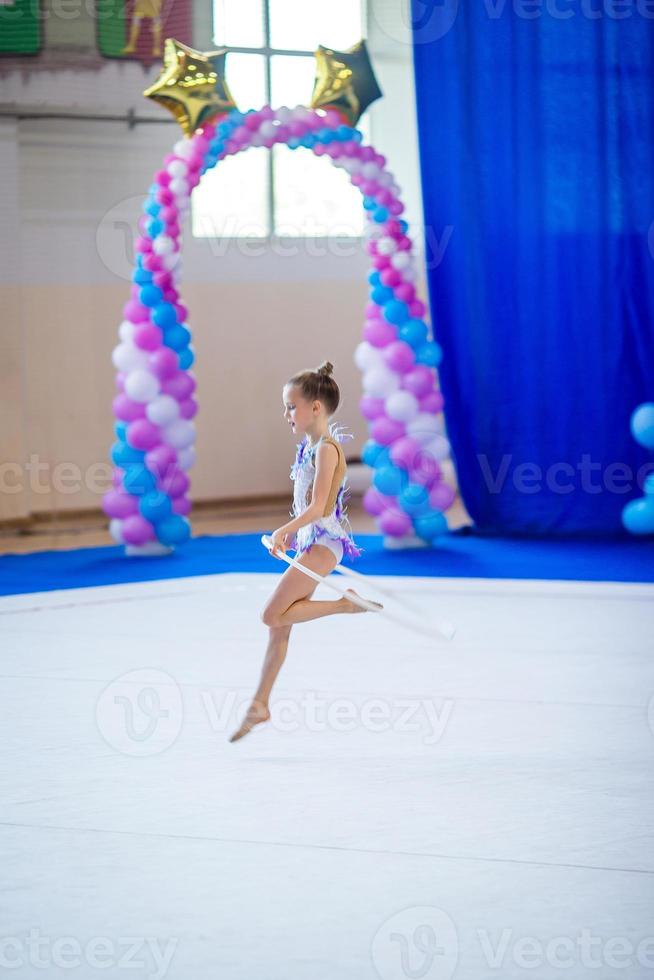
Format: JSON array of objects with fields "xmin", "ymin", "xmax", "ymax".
[{"xmin": 411, "ymin": 2, "xmax": 654, "ymax": 535}]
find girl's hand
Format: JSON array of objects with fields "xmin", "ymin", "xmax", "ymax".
[{"xmin": 269, "ymin": 528, "xmax": 290, "ymax": 558}]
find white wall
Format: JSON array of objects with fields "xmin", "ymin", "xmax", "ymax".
[{"xmin": 0, "ymin": 0, "xmax": 426, "ymax": 521}]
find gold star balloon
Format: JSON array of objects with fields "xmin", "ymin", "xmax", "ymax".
[
  {"xmin": 310, "ymin": 40, "xmax": 383, "ymax": 127},
  {"xmin": 144, "ymin": 38, "xmax": 238, "ymax": 137}
]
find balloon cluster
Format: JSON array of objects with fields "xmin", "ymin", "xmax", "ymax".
[
  {"xmin": 622, "ymin": 402, "xmax": 654, "ymax": 535},
  {"xmin": 104, "ymin": 103, "xmax": 451, "ymax": 550}
]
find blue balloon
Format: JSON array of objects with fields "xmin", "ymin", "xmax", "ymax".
[
  {"xmin": 157, "ymin": 515, "xmax": 191, "ymax": 546},
  {"xmin": 123, "ymin": 464, "xmax": 156, "ymax": 496},
  {"xmin": 622, "ymin": 497, "xmax": 654, "ymax": 535},
  {"xmin": 111, "ymin": 441, "xmax": 145, "ymax": 468},
  {"xmin": 114, "ymin": 421, "xmax": 128, "ymax": 442},
  {"xmin": 178, "ymin": 347, "xmax": 195, "ymax": 370},
  {"xmin": 152, "ymin": 303, "xmax": 177, "ymax": 329},
  {"xmin": 373, "ymin": 207, "xmax": 389, "ymax": 223},
  {"xmin": 316, "ymin": 127, "xmax": 333, "ymax": 143},
  {"xmin": 147, "ymin": 219, "xmax": 164, "ymax": 238},
  {"xmin": 370, "ymin": 285, "xmax": 394, "ymax": 306},
  {"xmin": 399, "ymin": 219, "xmax": 409, "ymax": 233},
  {"xmin": 336, "ymin": 125, "xmax": 352, "ymax": 141},
  {"xmin": 133, "ymin": 267, "xmax": 153, "ymax": 285},
  {"xmin": 416, "ymin": 341, "xmax": 443, "ymax": 367},
  {"xmin": 140, "ymin": 285, "xmax": 163, "ymax": 308},
  {"xmin": 399, "ymin": 319, "xmax": 429, "ymax": 349},
  {"xmin": 363, "ymin": 196, "xmax": 377, "ymax": 211},
  {"xmin": 351, "ymin": 130, "xmax": 363, "ymax": 143},
  {"xmin": 399, "ymin": 483, "xmax": 431, "ymax": 517},
  {"xmin": 300, "ymin": 134, "xmax": 316, "ymax": 148},
  {"xmin": 644, "ymin": 472, "xmax": 654, "ymax": 496},
  {"xmin": 144, "ymin": 201, "xmax": 161, "ymax": 217},
  {"xmin": 367, "ymin": 270, "xmax": 381, "ymax": 286},
  {"xmin": 139, "ymin": 491, "xmax": 173, "ymax": 523},
  {"xmin": 383, "ymin": 300, "xmax": 410, "ymax": 326},
  {"xmin": 631, "ymin": 403, "xmax": 654, "ymax": 450},
  {"xmin": 362, "ymin": 440, "xmax": 387, "ymax": 468},
  {"xmin": 287, "ymin": 137, "xmax": 301, "ymax": 149},
  {"xmin": 413, "ymin": 511, "xmax": 448, "ymax": 541},
  {"xmin": 373, "ymin": 465, "xmax": 407, "ymax": 497},
  {"xmin": 164, "ymin": 324, "xmax": 191, "ymax": 351}
]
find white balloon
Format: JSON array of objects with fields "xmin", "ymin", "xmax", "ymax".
[
  {"xmin": 152, "ymin": 235, "xmax": 174, "ymax": 256},
  {"xmin": 385, "ymin": 390, "xmax": 419, "ymax": 422},
  {"xmin": 162, "ymin": 251, "xmax": 180, "ymax": 271},
  {"xmin": 169, "ymin": 177, "xmax": 189, "ymax": 197},
  {"xmin": 259, "ymin": 120, "xmax": 277, "ymax": 139},
  {"xmin": 146, "ymin": 394, "xmax": 180, "ymax": 427},
  {"xmin": 377, "ymin": 171, "xmax": 394, "ymax": 187},
  {"xmin": 174, "ymin": 139, "xmax": 195, "ymax": 159},
  {"xmin": 377, "ymin": 236, "xmax": 397, "ymax": 256},
  {"xmin": 406, "ymin": 412, "xmax": 441, "ymax": 445},
  {"xmin": 275, "ymin": 106, "xmax": 293, "ymax": 123},
  {"xmin": 346, "ymin": 158, "xmax": 362, "ymax": 174},
  {"xmin": 249, "ymin": 131, "xmax": 265, "ymax": 147},
  {"xmin": 362, "ymin": 365, "xmax": 400, "ymax": 399},
  {"xmin": 109, "ymin": 518, "xmax": 124, "ymax": 544},
  {"xmin": 125, "ymin": 369, "xmax": 160, "ymax": 403},
  {"xmin": 390, "ymin": 252, "xmax": 411, "ymax": 270},
  {"xmin": 167, "ymin": 159, "xmax": 188, "ymax": 178},
  {"xmin": 402, "ymin": 264, "xmax": 418, "ymax": 281},
  {"xmin": 424, "ymin": 434, "xmax": 450, "ymax": 461},
  {"xmin": 118, "ymin": 320, "xmax": 136, "ymax": 342},
  {"xmin": 112, "ymin": 343, "xmax": 149, "ymax": 373},
  {"xmin": 177, "ymin": 446, "xmax": 196, "ymax": 470},
  {"xmin": 354, "ymin": 341, "xmax": 384, "ymax": 372},
  {"xmin": 361, "ymin": 162, "xmax": 381, "ymax": 180},
  {"xmin": 163, "ymin": 419, "xmax": 195, "ymax": 450}
]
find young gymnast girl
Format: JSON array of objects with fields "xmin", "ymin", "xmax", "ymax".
[{"xmin": 229, "ymin": 360, "xmax": 382, "ymax": 742}]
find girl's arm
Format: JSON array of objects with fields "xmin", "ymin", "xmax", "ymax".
[{"xmin": 272, "ymin": 442, "xmax": 339, "ymax": 547}]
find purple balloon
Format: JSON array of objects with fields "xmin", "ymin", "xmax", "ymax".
[
  {"xmin": 122, "ymin": 514, "xmax": 155, "ymax": 546},
  {"xmin": 160, "ymin": 469, "xmax": 189, "ymax": 497},
  {"xmin": 363, "ymin": 319, "xmax": 397, "ymax": 349},
  {"xmin": 411, "ymin": 455, "xmax": 442, "ymax": 489},
  {"xmin": 179, "ymin": 398, "xmax": 198, "ymax": 420},
  {"xmin": 161, "ymin": 372, "xmax": 196, "ymax": 401},
  {"xmin": 113, "ymin": 394, "xmax": 146, "ymax": 422},
  {"xmin": 149, "ymin": 347, "xmax": 179, "ymax": 381},
  {"xmin": 145, "ymin": 444, "xmax": 177, "ymax": 477},
  {"xmin": 402, "ymin": 366, "xmax": 435, "ymax": 399},
  {"xmin": 111, "ymin": 468, "xmax": 125, "ymax": 490},
  {"xmin": 102, "ymin": 490, "xmax": 139, "ymax": 519},
  {"xmin": 383, "ymin": 341, "xmax": 416, "ymax": 374},
  {"xmin": 371, "ymin": 416, "xmax": 405, "ymax": 445},
  {"xmin": 363, "ymin": 486, "xmax": 391, "ymax": 517},
  {"xmin": 134, "ymin": 324, "xmax": 162, "ymax": 351},
  {"xmin": 172, "ymin": 495, "xmax": 192, "ymax": 516},
  {"xmin": 429, "ymin": 483, "xmax": 456, "ymax": 511},
  {"xmin": 379, "ymin": 508, "xmax": 412, "ymax": 537},
  {"xmin": 390, "ymin": 436, "xmax": 422, "ymax": 471},
  {"xmin": 127, "ymin": 419, "xmax": 160, "ymax": 451},
  {"xmin": 420, "ymin": 390, "xmax": 445, "ymax": 414},
  {"xmin": 123, "ymin": 299, "xmax": 150, "ymax": 324},
  {"xmin": 359, "ymin": 395, "xmax": 386, "ymax": 421}
]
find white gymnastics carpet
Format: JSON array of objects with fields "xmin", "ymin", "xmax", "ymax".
[{"xmin": 1, "ymin": 572, "xmax": 653, "ymax": 979}]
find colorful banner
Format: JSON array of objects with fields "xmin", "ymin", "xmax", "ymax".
[
  {"xmin": 0, "ymin": 0, "xmax": 41, "ymax": 55},
  {"xmin": 96, "ymin": 0, "xmax": 192, "ymax": 63}
]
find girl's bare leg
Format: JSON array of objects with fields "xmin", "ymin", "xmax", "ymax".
[{"xmin": 229, "ymin": 624, "xmax": 292, "ymax": 742}]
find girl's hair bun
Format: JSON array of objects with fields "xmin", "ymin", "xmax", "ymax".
[{"xmin": 317, "ymin": 360, "xmax": 334, "ymax": 377}]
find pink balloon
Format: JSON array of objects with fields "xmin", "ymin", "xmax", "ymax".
[
  {"xmin": 174, "ymin": 303, "xmax": 188, "ymax": 321},
  {"xmin": 153, "ymin": 271, "xmax": 172, "ymax": 290},
  {"xmin": 162, "ymin": 372, "xmax": 196, "ymax": 400},
  {"xmin": 372, "ymin": 254, "xmax": 391, "ymax": 270},
  {"xmin": 394, "ymin": 283, "xmax": 415, "ymax": 303},
  {"xmin": 380, "ymin": 268, "xmax": 401, "ymax": 288},
  {"xmin": 172, "ymin": 495, "xmax": 192, "ymax": 516},
  {"xmin": 113, "ymin": 394, "xmax": 146, "ymax": 422},
  {"xmin": 371, "ymin": 417, "xmax": 405, "ymax": 445},
  {"xmin": 142, "ymin": 253, "xmax": 162, "ymax": 272},
  {"xmin": 420, "ymin": 390, "xmax": 445, "ymax": 414},
  {"xmin": 149, "ymin": 347, "xmax": 179, "ymax": 381},
  {"xmin": 365, "ymin": 301, "xmax": 379, "ymax": 318},
  {"xmin": 134, "ymin": 324, "xmax": 162, "ymax": 351},
  {"xmin": 379, "ymin": 508, "xmax": 412, "ymax": 537},
  {"xmin": 429, "ymin": 482, "xmax": 456, "ymax": 511},
  {"xmin": 145, "ymin": 444, "xmax": 177, "ymax": 477},
  {"xmin": 102, "ymin": 490, "xmax": 138, "ymax": 519},
  {"xmin": 156, "ymin": 188, "xmax": 174, "ymax": 206},
  {"xmin": 135, "ymin": 236, "xmax": 152, "ymax": 254},
  {"xmin": 359, "ymin": 395, "xmax": 386, "ymax": 421},
  {"xmin": 154, "ymin": 169, "xmax": 171, "ymax": 186},
  {"xmin": 127, "ymin": 419, "xmax": 161, "ymax": 451},
  {"xmin": 160, "ymin": 469, "xmax": 189, "ymax": 497},
  {"xmin": 390, "ymin": 436, "xmax": 422, "ymax": 471},
  {"xmin": 383, "ymin": 341, "xmax": 416, "ymax": 374},
  {"xmin": 364, "ymin": 319, "xmax": 397, "ymax": 348},
  {"xmin": 159, "ymin": 206, "xmax": 178, "ymax": 224},
  {"xmin": 123, "ymin": 299, "xmax": 150, "ymax": 324},
  {"xmin": 122, "ymin": 514, "xmax": 155, "ymax": 546},
  {"xmin": 350, "ymin": 172, "xmax": 363, "ymax": 185},
  {"xmin": 397, "ymin": 235, "xmax": 412, "ymax": 251},
  {"xmin": 360, "ymin": 146, "xmax": 375, "ymax": 162},
  {"xmin": 360, "ymin": 180, "xmax": 378, "ymax": 197},
  {"xmin": 409, "ymin": 299, "xmax": 427, "ymax": 318},
  {"xmin": 411, "ymin": 455, "xmax": 442, "ymax": 489},
  {"xmin": 179, "ymin": 398, "xmax": 198, "ymax": 420},
  {"xmin": 115, "ymin": 373, "xmax": 126, "ymax": 392},
  {"xmin": 402, "ymin": 366, "xmax": 436, "ymax": 399},
  {"xmin": 389, "ymin": 200, "xmax": 405, "ymax": 216},
  {"xmin": 323, "ymin": 109, "xmax": 342, "ymax": 128},
  {"xmin": 363, "ymin": 486, "xmax": 387, "ymax": 517},
  {"xmin": 326, "ymin": 143, "xmax": 342, "ymax": 159}
]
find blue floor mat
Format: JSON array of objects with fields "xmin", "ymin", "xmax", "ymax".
[{"xmin": 0, "ymin": 531, "xmax": 652, "ymax": 596}]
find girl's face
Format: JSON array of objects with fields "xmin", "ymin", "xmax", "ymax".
[{"xmin": 282, "ymin": 385, "xmax": 315, "ymax": 435}]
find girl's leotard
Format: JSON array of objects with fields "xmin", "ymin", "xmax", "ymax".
[{"xmin": 289, "ymin": 422, "xmax": 363, "ymax": 561}]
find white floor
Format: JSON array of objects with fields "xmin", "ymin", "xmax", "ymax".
[{"xmin": 1, "ymin": 571, "xmax": 653, "ymax": 980}]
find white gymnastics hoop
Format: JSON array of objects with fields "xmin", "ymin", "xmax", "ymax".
[{"xmin": 261, "ymin": 535, "xmax": 455, "ymax": 642}]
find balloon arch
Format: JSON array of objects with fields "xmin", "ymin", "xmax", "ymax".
[{"xmin": 103, "ymin": 104, "xmax": 454, "ymax": 554}]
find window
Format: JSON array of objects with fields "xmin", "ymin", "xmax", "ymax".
[{"xmin": 192, "ymin": 0, "xmax": 369, "ymax": 239}]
